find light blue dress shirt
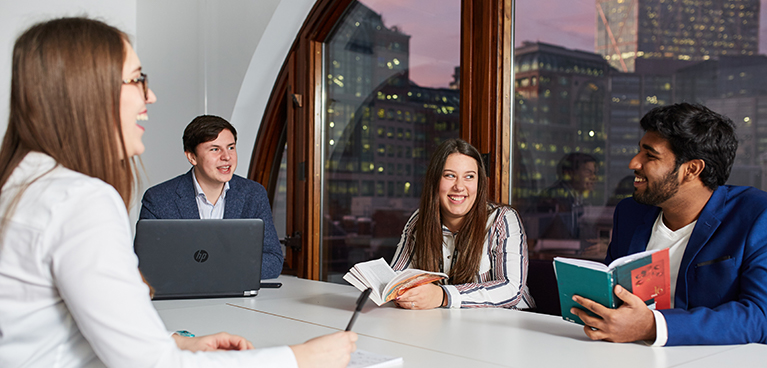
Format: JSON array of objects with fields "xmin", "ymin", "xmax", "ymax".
[{"xmin": 191, "ymin": 168, "xmax": 230, "ymax": 219}]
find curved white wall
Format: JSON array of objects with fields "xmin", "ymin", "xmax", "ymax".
[
  {"xmin": 0, "ymin": 1, "xmax": 136, "ymax": 142},
  {"xmin": 0, "ymin": 0, "xmax": 317, "ymax": 222},
  {"xmin": 136, "ymin": 0, "xmax": 315, "ymax": 187},
  {"xmin": 230, "ymin": 0, "xmax": 316, "ymax": 166}
]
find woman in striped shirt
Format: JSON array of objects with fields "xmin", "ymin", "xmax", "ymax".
[{"xmin": 390, "ymin": 139, "xmax": 535, "ymax": 310}]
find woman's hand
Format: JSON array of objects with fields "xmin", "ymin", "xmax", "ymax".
[
  {"xmin": 172, "ymin": 331, "xmax": 254, "ymax": 352},
  {"xmin": 395, "ymin": 283, "xmax": 445, "ymax": 310},
  {"xmin": 290, "ymin": 331, "xmax": 358, "ymax": 368}
]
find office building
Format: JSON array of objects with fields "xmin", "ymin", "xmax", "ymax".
[
  {"xmin": 514, "ymin": 41, "xmax": 610, "ymax": 204},
  {"xmin": 322, "ymin": 2, "xmax": 460, "ymax": 275},
  {"xmin": 596, "ymin": 0, "xmax": 759, "ymax": 72}
]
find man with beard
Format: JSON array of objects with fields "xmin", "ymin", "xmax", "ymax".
[{"xmin": 571, "ymin": 103, "xmax": 767, "ymax": 346}]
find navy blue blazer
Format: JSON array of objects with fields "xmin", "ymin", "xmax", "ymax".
[
  {"xmin": 139, "ymin": 169, "xmax": 283, "ymax": 279},
  {"xmin": 607, "ymin": 185, "xmax": 767, "ymax": 345}
]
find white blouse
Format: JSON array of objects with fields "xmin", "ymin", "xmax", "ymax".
[{"xmin": 0, "ymin": 152, "xmax": 296, "ymax": 368}]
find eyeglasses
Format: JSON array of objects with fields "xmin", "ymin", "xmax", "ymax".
[{"xmin": 122, "ymin": 73, "xmax": 148, "ymax": 100}]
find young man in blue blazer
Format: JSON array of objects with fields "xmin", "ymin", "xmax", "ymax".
[
  {"xmin": 571, "ymin": 103, "xmax": 767, "ymax": 346},
  {"xmin": 139, "ymin": 115, "xmax": 283, "ymax": 279}
]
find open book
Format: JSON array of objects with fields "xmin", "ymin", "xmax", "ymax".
[
  {"xmin": 554, "ymin": 248, "xmax": 670, "ymax": 325},
  {"xmin": 343, "ymin": 258, "xmax": 447, "ymax": 306}
]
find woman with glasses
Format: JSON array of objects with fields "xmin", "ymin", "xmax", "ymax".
[
  {"xmin": 0, "ymin": 17, "xmax": 355, "ymax": 367},
  {"xmin": 390, "ymin": 139, "xmax": 535, "ymax": 310}
]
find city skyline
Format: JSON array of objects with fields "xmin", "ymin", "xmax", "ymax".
[
  {"xmin": 319, "ymin": 0, "xmax": 767, "ymax": 272},
  {"xmin": 517, "ymin": 0, "xmax": 766, "ymax": 58},
  {"xmin": 364, "ymin": 0, "xmax": 767, "ymax": 86}
]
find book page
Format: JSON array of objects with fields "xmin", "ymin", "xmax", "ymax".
[
  {"xmin": 607, "ymin": 248, "xmax": 661, "ymax": 270},
  {"xmin": 343, "ymin": 272, "xmax": 368, "ymax": 291},
  {"xmin": 346, "ymin": 349, "xmax": 403, "ymax": 368},
  {"xmin": 344, "ymin": 270, "xmax": 385, "ymax": 306},
  {"xmin": 553, "ymin": 257, "xmax": 609, "ymax": 271},
  {"xmin": 343, "ymin": 258, "xmax": 400, "ymax": 305},
  {"xmin": 352, "ymin": 258, "xmax": 397, "ymax": 292}
]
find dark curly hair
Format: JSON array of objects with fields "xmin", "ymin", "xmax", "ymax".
[{"xmin": 640, "ymin": 103, "xmax": 737, "ymax": 191}]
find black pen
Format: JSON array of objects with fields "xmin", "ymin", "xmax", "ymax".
[{"xmin": 345, "ymin": 288, "xmax": 372, "ymax": 331}]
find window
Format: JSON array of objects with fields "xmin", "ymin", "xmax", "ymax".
[
  {"xmin": 252, "ymin": 0, "xmax": 512, "ymax": 280},
  {"xmin": 320, "ymin": 0, "xmax": 461, "ymax": 281},
  {"xmin": 514, "ymin": 0, "xmax": 765, "ymax": 262}
]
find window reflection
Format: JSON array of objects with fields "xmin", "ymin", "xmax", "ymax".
[
  {"xmin": 515, "ymin": 0, "xmax": 766, "ymax": 261},
  {"xmin": 272, "ymin": 144, "xmax": 288, "ymax": 258},
  {"xmin": 322, "ymin": 0, "xmax": 460, "ymax": 282}
]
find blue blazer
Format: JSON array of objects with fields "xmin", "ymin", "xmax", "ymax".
[
  {"xmin": 139, "ymin": 169, "xmax": 283, "ymax": 279},
  {"xmin": 606, "ymin": 185, "xmax": 767, "ymax": 345}
]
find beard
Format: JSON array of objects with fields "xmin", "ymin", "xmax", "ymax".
[{"xmin": 633, "ymin": 167, "xmax": 680, "ymax": 206}]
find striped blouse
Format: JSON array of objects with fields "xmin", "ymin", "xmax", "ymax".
[{"xmin": 390, "ymin": 205, "xmax": 535, "ymax": 309}]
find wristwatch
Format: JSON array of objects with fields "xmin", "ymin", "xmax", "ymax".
[{"xmin": 174, "ymin": 330, "xmax": 195, "ymax": 337}]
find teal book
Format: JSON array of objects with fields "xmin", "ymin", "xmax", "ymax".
[{"xmin": 554, "ymin": 248, "xmax": 670, "ymax": 325}]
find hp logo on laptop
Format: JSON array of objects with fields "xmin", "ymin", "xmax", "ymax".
[{"xmin": 194, "ymin": 250, "xmax": 209, "ymax": 263}]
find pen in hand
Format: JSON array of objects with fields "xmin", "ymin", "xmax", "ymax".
[{"xmin": 346, "ymin": 288, "xmax": 372, "ymax": 331}]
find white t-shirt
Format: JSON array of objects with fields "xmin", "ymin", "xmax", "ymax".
[
  {"xmin": 647, "ymin": 211, "xmax": 696, "ymax": 308},
  {"xmin": 647, "ymin": 211, "xmax": 695, "ymax": 347},
  {"xmin": 0, "ymin": 152, "xmax": 296, "ymax": 368}
]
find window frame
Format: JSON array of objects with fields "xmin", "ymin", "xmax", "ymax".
[{"xmin": 249, "ymin": 0, "xmax": 513, "ymax": 280}]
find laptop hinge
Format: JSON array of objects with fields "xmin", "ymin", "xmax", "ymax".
[{"xmin": 243, "ymin": 290, "xmax": 258, "ymax": 297}]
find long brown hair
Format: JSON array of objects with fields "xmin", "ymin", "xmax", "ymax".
[
  {"xmin": 0, "ymin": 17, "xmax": 135, "ymax": 207},
  {"xmin": 412, "ymin": 139, "xmax": 490, "ymax": 284}
]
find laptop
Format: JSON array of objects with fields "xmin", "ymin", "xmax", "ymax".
[{"xmin": 134, "ymin": 219, "xmax": 264, "ymax": 300}]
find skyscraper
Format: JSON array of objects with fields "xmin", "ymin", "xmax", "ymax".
[
  {"xmin": 596, "ymin": 0, "xmax": 759, "ymax": 72},
  {"xmin": 321, "ymin": 2, "xmax": 460, "ymax": 277},
  {"xmin": 513, "ymin": 42, "xmax": 610, "ymax": 206}
]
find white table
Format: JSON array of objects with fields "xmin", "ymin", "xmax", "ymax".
[{"xmin": 154, "ymin": 275, "xmax": 766, "ymax": 367}]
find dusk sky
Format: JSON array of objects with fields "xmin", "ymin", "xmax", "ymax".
[
  {"xmin": 361, "ymin": 0, "xmax": 461, "ymax": 89},
  {"xmin": 363, "ymin": 0, "xmax": 767, "ymax": 88}
]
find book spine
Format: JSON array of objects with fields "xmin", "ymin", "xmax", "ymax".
[{"xmin": 608, "ymin": 272, "xmax": 617, "ymax": 308}]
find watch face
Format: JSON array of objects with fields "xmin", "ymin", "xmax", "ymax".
[{"xmin": 175, "ymin": 330, "xmax": 195, "ymax": 337}]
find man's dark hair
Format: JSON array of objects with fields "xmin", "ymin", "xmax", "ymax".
[
  {"xmin": 557, "ymin": 152, "xmax": 597, "ymax": 179},
  {"xmin": 640, "ymin": 103, "xmax": 737, "ymax": 191},
  {"xmin": 182, "ymin": 115, "xmax": 238, "ymax": 153}
]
